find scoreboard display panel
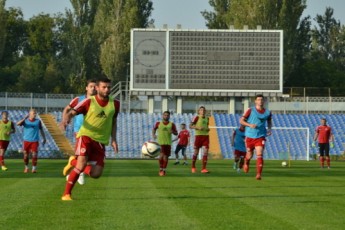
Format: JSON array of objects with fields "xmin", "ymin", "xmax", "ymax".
[{"xmin": 131, "ymin": 29, "xmax": 283, "ymax": 93}]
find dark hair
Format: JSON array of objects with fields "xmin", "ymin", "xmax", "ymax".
[
  {"xmin": 321, "ymin": 118, "xmax": 327, "ymax": 121},
  {"xmin": 1, "ymin": 111, "xmax": 8, "ymax": 115},
  {"xmin": 181, "ymin": 123, "xmax": 186, "ymax": 126},
  {"xmin": 199, "ymin": 106, "xmax": 206, "ymax": 110},
  {"xmin": 163, "ymin": 111, "xmax": 170, "ymax": 115},
  {"xmin": 86, "ymin": 78, "xmax": 97, "ymax": 86},
  {"xmin": 255, "ymin": 94, "xmax": 264, "ymax": 99},
  {"xmin": 96, "ymin": 77, "xmax": 111, "ymax": 85}
]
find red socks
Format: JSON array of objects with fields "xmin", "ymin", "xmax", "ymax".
[
  {"xmin": 202, "ymin": 155, "xmax": 208, "ymax": 169},
  {"xmin": 319, "ymin": 156, "xmax": 324, "ymax": 167},
  {"xmin": 71, "ymin": 158, "xmax": 77, "ymax": 167},
  {"xmin": 256, "ymin": 156, "xmax": 263, "ymax": 175},
  {"xmin": 326, "ymin": 157, "xmax": 330, "ymax": 167},
  {"xmin": 163, "ymin": 159, "xmax": 169, "ymax": 169},
  {"xmin": 24, "ymin": 156, "xmax": 29, "ymax": 165},
  {"xmin": 32, "ymin": 156, "xmax": 37, "ymax": 166},
  {"xmin": 63, "ymin": 167, "xmax": 81, "ymax": 195},
  {"xmin": 192, "ymin": 154, "xmax": 197, "ymax": 168},
  {"xmin": 0, "ymin": 156, "xmax": 4, "ymax": 166}
]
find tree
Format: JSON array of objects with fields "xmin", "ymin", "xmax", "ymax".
[
  {"xmin": 312, "ymin": 7, "xmax": 343, "ymax": 61},
  {"xmin": 0, "ymin": 0, "xmax": 6, "ymax": 61},
  {"xmin": 94, "ymin": 0, "xmax": 153, "ymax": 82},
  {"xmin": 0, "ymin": 6, "xmax": 27, "ymax": 91},
  {"xmin": 56, "ymin": 0, "xmax": 100, "ymax": 93},
  {"xmin": 26, "ymin": 14, "xmax": 56, "ymax": 61},
  {"xmin": 201, "ymin": 0, "xmax": 230, "ymax": 29}
]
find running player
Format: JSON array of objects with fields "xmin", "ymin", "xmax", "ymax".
[
  {"xmin": 173, "ymin": 123, "xmax": 190, "ymax": 165},
  {"xmin": 0, "ymin": 111, "xmax": 16, "ymax": 171},
  {"xmin": 240, "ymin": 94, "xmax": 272, "ymax": 180},
  {"xmin": 17, "ymin": 109, "xmax": 46, "ymax": 173},
  {"xmin": 152, "ymin": 111, "xmax": 178, "ymax": 176},
  {"xmin": 60, "ymin": 77, "xmax": 120, "ymax": 200},
  {"xmin": 231, "ymin": 125, "xmax": 246, "ymax": 173},
  {"xmin": 190, "ymin": 106, "xmax": 210, "ymax": 174},
  {"xmin": 312, "ymin": 118, "xmax": 334, "ymax": 169},
  {"xmin": 60, "ymin": 79, "xmax": 96, "ymax": 185}
]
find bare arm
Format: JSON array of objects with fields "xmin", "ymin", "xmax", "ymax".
[
  {"xmin": 111, "ymin": 114, "xmax": 118, "ymax": 153},
  {"xmin": 152, "ymin": 128, "xmax": 157, "ymax": 140},
  {"xmin": 60, "ymin": 109, "xmax": 78, "ymax": 131},
  {"xmin": 313, "ymin": 132, "xmax": 319, "ymax": 142},
  {"xmin": 239, "ymin": 116, "xmax": 256, "ymax": 129},
  {"xmin": 266, "ymin": 119, "xmax": 272, "ymax": 136},
  {"xmin": 11, "ymin": 123, "xmax": 16, "ymax": 134},
  {"xmin": 231, "ymin": 131, "xmax": 235, "ymax": 146},
  {"xmin": 17, "ymin": 114, "xmax": 29, "ymax": 126},
  {"xmin": 40, "ymin": 128, "xmax": 46, "ymax": 145},
  {"xmin": 330, "ymin": 133, "xmax": 334, "ymax": 142},
  {"xmin": 59, "ymin": 105, "xmax": 72, "ymax": 131}
]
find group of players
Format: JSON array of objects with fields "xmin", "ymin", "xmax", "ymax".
[{"xmin": 0, "ymin": 78, "xmax": 335, "ymax": 201}]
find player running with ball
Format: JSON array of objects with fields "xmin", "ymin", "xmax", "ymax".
[
  {"xmin": 60, "ymin": 77, "xmax": 120, "ymax": 201},
  {"xmin": 240, "ymin": 94, "xmax": 272, "ymax": 180}
]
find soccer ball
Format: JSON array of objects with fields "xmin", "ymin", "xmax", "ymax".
[
  {"xmin": 141, "ymin": 141, "xmax": 161, "ymax": 158},
  {"xmin": 281, "ymin": 161, "xmax": 288, "ymax": 167}
]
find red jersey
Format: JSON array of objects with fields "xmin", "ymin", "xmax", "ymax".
[
  {"xmin": 74, "ymin": 95, "xmax": 120, "ymax": 117},
  {"xmin": 153, "ymin": 121, "xmax": 177, "ymax": 134},
  {"xmin": 69, "ymin": 96, "xmax": 84, "ymax": 108},
  {"xmin": 316, "ymin": 125, "xmax": 332, "ymax": 143},
  {"xmin": 177, "ymin": 129, "xmax": 190, "ymax": 146}
]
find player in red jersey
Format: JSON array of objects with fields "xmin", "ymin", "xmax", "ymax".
[
  {"xmin": 190, "ymin": 106, "xmax": 210, "ymax": 174},
  {"xmin": 312, "ymin": 118, "xmax": 334, "ymax": 169},
  {"xmin": 60, "ymin": 79, "xmax": 96, "ymax": 185},
  {"xmin": 152, "ymin": 111, "xmax": 178, "ymax": 176},
  {"xmin": 240, "ymin": 95, "xmax": 272, "ymax": 180},
  {"xmin": 173, "ymin": 123, "xmax": 190, "ymax": 165},
  {"xmin": 60, "ymin": 77, "xmax": 120, "ymax": 200},
  {"xmin": 0, "ymin": 111, "xmax": 16, "ymax": 171}
]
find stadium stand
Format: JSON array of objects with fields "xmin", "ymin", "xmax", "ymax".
[{"xmin": 4, "ymin": 111, "xmax": 344, "ymax": 160}]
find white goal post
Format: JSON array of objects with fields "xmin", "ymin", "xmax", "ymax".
[{"xmin": 209, "ymin": 126, "xmax": 310, "ymax": 161}]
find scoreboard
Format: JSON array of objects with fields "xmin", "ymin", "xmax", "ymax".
[{"xmin": 131, "ymin": 29, "xmax": 283, "ymax": 95}]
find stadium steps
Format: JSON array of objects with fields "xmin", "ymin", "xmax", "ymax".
[
  {"xmin": 40, "ymin": 114, "xmax": 74, "ymax": 155},
  {"xmin": 209, "ymin": 116, "xmax": 223, "ymax": 159}
]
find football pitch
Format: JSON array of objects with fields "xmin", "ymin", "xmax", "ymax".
[{"xmin": 1, "ymin": 159, "xmax": 344, "ymax": 230}]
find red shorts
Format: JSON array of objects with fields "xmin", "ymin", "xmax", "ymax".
[
  {"xmin": 23, "ymin": 141, "xmax": 39, "ymax": 153},
  {"xmin": 75, "ymin": 136, "xmax": 106, "ymax": 167},
  {"xmin": 194, "ymin": 135, "xmax": 209, "ymax": 149},
  {"xmin": 160, "ymin": 145, "xmax": 171, "ymax": 157},
  {"xmin": 245, "ymin": 137, "xmax": 266, "ymax": 151},
  {"xmin": 0, "ymin": 140, "xmax": 10, "ymax": 150},
  {"xmin": 234, "ymin": 149, "xmax": 246, "ymax": 158}
]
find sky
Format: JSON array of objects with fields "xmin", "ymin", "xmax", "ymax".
[{"xmin": 4, "ymin": 0, "xmax": 345, "ymax": 29}]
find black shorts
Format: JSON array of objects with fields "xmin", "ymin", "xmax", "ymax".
[
  {"xmin": 318, "ymin": 143, "xmax": 330, "ymax": 157},
  {"xmin": 175, "ymin": 144, "xmax": 187, "ymax": 156}
]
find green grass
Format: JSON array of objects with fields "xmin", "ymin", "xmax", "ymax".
[{"xmin": 1, "ymin": 159, "xmax": 344, "ymax": 230}]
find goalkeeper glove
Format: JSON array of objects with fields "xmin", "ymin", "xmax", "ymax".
[
  {"xmin": 312, "ymin": 142, "xmax": 316, "ymax": 148},
  {"xmin": 330, "ymin": 142, "xmax": 334, "ymax": 148}
]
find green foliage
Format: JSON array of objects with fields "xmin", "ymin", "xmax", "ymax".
[
  {"xmin": 201, "ymin": 0, "xmax": 229, "ymax": 29},
  {"xmin": 0, "ymin": 0, "xmax": 153, "ymax": 93},
  {"xmin": 0, "ymin": 0, "xmax": 7, "ymax": 60},
  {"xmin": 1, "ymin": 159, "xmax": 345, "ymax": 229},
  {"xmin": 95, "ymin": 0, "xmax": 153, "ymax": 82}
]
